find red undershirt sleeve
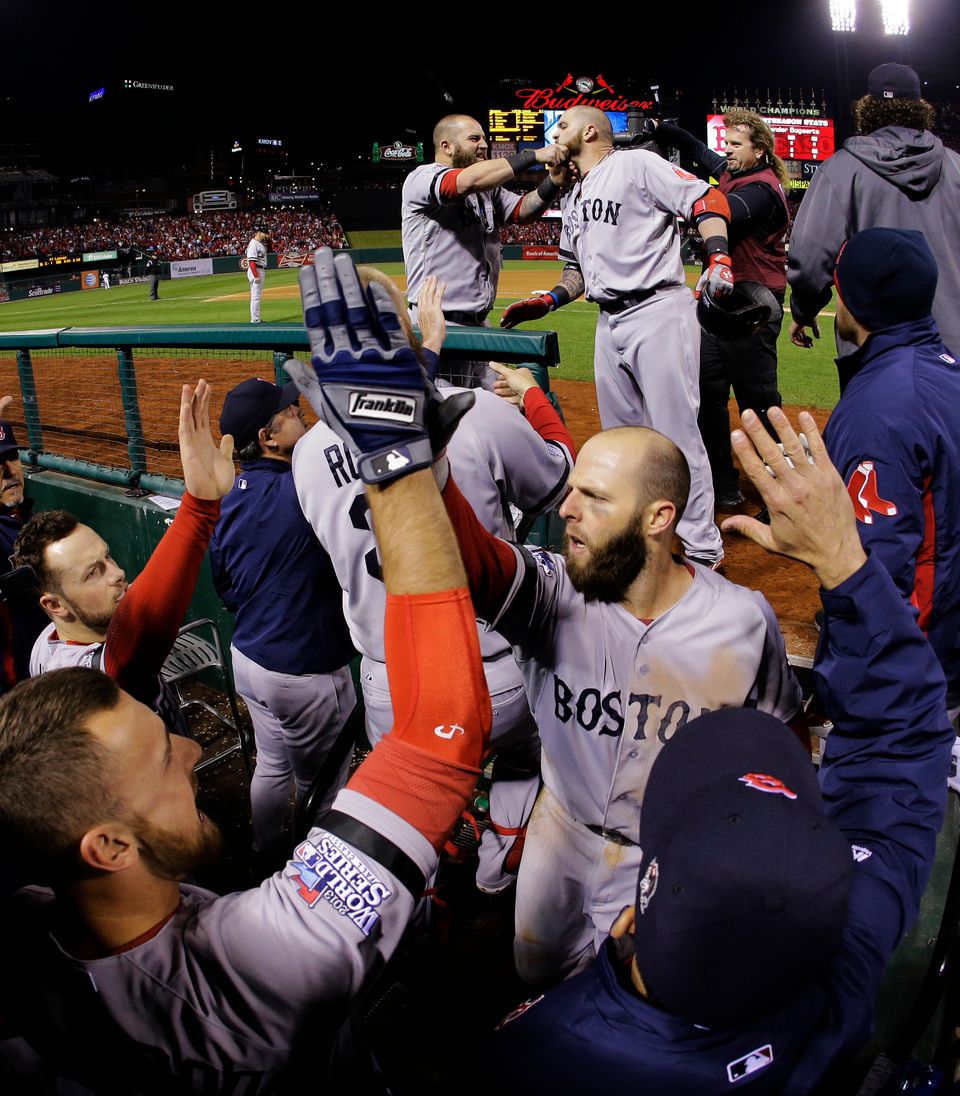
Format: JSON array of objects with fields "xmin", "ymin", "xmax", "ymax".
[
  {"xmin": 522, "ymin": 387, "xmax": 578, "ymax": 460},
  {"xmin": 103, "ymin": 492, "xmax": 220, "ymax": 703},
  {"xmin": 441, "ymin": 476, "xmax": 518, "ymax": 619},
  {"xmin": 438, "ymin": 169, "xmax": 464, "ymax": 202}
]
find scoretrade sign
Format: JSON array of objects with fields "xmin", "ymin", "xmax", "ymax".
[{"xmin": 515, "ymin": 73, "xmax": 654, "ymax": 112}]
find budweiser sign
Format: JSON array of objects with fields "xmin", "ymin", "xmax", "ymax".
[{"xmin": 516, "ymin": 73, "xmax": 654, "ymax": 113}]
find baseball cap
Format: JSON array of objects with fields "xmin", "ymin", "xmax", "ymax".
[
  {"xmin": 219, "ymin": 378, "xmax": 299, "ymax": 451},
  {"xmin": 867, "ymin": 62, "xmax": 921, "ymax": 100},
  {"xmin": 0, "ymin": 420, "xmax": 22, "ymax": 460},
  {"xmin": 632, "ymin": 708, "xmax": 852, "ymax": 1030},
  {"xmin": 834, "ymin": 228, "xmax": 938, "ymax": 331}
]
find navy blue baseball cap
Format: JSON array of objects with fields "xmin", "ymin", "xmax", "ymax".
[
  {"xmin": 867, "ymin": 62, "xmax": 922, "ymax": 101},
  {"xmin": 0, "ymin": 420, "xmax": 21, "ymax": 460},
  {"xmin": 219, "ymin": 378, "xmax": 299, "ymax": 450},
  {"xmin": 834, "ymin": 228, "xmax": 938, "ymax": 332},
  {"xmin": 632, "ymin": 708, "xmax": 852, "ymax": 1030}
]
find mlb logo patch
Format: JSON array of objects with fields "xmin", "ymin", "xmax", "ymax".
[
  {"xmin": 727, "ymin": 1044, "xmax": 773, "ymax": 1083},
  {"xmin": 529, "ymin": 548, "xmax": 555, "ymax": 577}
]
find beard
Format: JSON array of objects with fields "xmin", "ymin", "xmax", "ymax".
[
  {"xmin": 451, "ymin": 146, "xmax": 481, "ymax": 168},
  {"xmin": 63, "ymin": 598, "xmax": 118, "ymax": 635},
  {"xmin": 133, "ymin": 812, "xmax": 224, "ymax": 881},
  {"xmin": 564, "ymin": 519, "xmax": 648, "ymax": 603}
]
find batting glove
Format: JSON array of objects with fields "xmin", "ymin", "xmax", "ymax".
[
  {"xmin": 287, "ymin": 248, "xmax": 473, "ymax": 484},
  {"xmin": 694, "ymin": 254, "xmax": 734, "ymax": 300},
  {"xmin": 500, "ymin": 293, "xmax": 554, "ymax": 329}
]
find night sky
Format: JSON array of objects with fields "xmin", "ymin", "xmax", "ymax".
[{"xmin": 4, "ymin": 1, "xmax": 960, "ymax": 174}]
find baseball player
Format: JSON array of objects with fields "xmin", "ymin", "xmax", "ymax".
[
  {"xmin": 492, "ymin": 408, "xmax": 953, "ymax": 1094},
  {"xmin": 438, "ymin": 421, "xmax": 802, "ymax": 983},
  {"xmin": 14, "ymin": 381, "xmax": 234, "ymax": 730},
  {"xmin": 245, "ymin": 228, "xmax": 269, "ymax": 323},
  {"xmin": 823, "ymin": 228, "xmax": 960, "ymax": 720},
  {"xmin": 402, "ymin": 114, "xmax": 567, "ymax": 388},
  {"xmin": 290, "ymin": 266, "xmax": 576, "ymax": 893},
  {"xmin": 501, "ymin": 105, "xmax": 734, "ymax": 567},
  {"xmin": 0, "ymin": 259, "xmax": 496, "ymax": 1090},
  {"xmin": 210, "ymin": 378, "xmax": 357, "ymax": 865},
  {"xmin": 653, "ymin": 111, "xmax": 790, "ymax": 508}
]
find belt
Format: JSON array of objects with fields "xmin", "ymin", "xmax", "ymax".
[
  {"xmin": 584, "ymin": 823, "xmax": 640, "ymax": 847},
  {"xmin": 597, "ymin": 288, "xmax": 657, "ymax": 315},
  {"xmin": 443, "ymin": 308, "xmax": 490, "ymax": 325}
]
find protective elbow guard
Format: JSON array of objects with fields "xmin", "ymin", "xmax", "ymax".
[{"xmin": 691, "ymin": 188, "xmax": 731, "ymax": 226}]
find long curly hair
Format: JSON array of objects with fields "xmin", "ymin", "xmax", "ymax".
[{"xmin": 853, "ymin": 95, "xmax": 935, "ymax": 135}]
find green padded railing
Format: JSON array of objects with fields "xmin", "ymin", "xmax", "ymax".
[{"xmin": 0, "ymin": 324, "xmax": 560, "ymax": 493}]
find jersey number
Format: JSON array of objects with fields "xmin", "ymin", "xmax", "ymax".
[{"xmin": 349, "ymin": 495, "xmax": 383, "ymax": 582}]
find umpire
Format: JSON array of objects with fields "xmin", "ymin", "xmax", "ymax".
[{"xmin": 655, "ymin": 112, "xmax": 790, "ymax": 508}]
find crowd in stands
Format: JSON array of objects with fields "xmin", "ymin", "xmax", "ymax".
[
  {"xmin": 0, "ymin": 209, "xmax": 348, "ymax": 263},
  {"xmin": 500, "ymin": 218, "xmax": 562, "ymax": 245}
]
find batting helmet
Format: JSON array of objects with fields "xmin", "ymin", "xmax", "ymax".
[{"xmin": 696, "ymin": 280, "xmax": 783, "ymax": 341}]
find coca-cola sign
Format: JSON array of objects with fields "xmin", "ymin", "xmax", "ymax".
[
  {"xmin": 515, "ymin": 73, "xmax": 653, "ymax": 113},
  {"xmin": 372, "ymin": 141, "xmax": 424, "ymax": 164}
]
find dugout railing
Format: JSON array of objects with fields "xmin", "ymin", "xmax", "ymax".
[{"xmin": 0, "ymin": 323, "xmax": 561, "ymax": 494}]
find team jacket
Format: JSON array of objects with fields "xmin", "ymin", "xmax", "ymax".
[
  {"xmin": 823, "ymin": 315, "xmax": 960, "ymax": 697},
  {"xmin": 788, "ymin": 126, "xmax": 960, "ymax": 356},
  {"xmin": 209, "ymin": 457, "xmax": 354, "ymax": 676},
  {"xmin": 492, "ymin": 554, "xmax": 953, "ymax": 1093}
]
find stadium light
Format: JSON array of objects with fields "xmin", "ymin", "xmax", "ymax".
[
  {"xmin": 830, "ymin": 0, "xmax": 857, "ymax": 31},
  {"xmin": 880, "ymin": 0, "xmax": 909, "ymax": 34}
]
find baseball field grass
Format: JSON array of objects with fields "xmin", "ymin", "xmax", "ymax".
[{"xmin": 0, "ymin": 261, "xmax": 840, "ymax": 408}]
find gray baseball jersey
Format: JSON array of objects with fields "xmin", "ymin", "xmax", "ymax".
[
  {"xmin": 245, "ymin": 236, "xmax": 267, "ymax": 270},
  {"xmin": 491, "ymin": 545, "xmax": 802, "ymax": 837},
  {"xmin": 558, "ymin": 149, "xmax": 708, "ymax": 299},
  {"xmin": 401, "ymin": 162, "xmax": 521, "ymax": 313},
  {"xmin": 559, "ymin": 149, "xmax": 723, "ymax": 562},
  {"xmin": 292, "ymin": 386, "xmax": 573, "ymax": 671},
  {"xmin": 1, "ymin": 788, "xmax": 435, "ymax": 1092}
]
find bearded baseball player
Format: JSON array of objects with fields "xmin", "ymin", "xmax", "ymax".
[
  {"xmin": 492, "ymin": 407, "xmax": 953, "ymax": 1094},
  {"xmin": 501, "ymin": 105, "xmax": 734, "ymax": 568},
  {"xmin": 402, "ymin": 114, "xmax": 567, "ymax": 389},
  {"xmin": 245, "ymin": 228, "xmax": 269, "ymax": 323},
  {"xmin": 440, "ymin": 421, "xmax": 802, "ymax": 983},
  {"xmin": 0, "ymin": 252, "xmax": 494, "ymax": 1092},
  {"xmin": 290, "ymin": 263, "xmax": 576, "ymax": 894}
]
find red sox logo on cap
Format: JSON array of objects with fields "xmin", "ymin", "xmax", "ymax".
[
  {"xmin": 0, "ymin": 427, "xmax": 6, "ymax": 441},
  {"xmin": 738, "ymin": 773, "xmax": 798, "ymax": 799}
]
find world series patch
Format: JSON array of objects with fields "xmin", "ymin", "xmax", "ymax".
[{"xmin": 290, "ymin": 833, "xmax": 393, "ymax": 936}]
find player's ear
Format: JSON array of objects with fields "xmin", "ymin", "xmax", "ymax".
[
  {"xmin": 78, "ymin": 821, "xmax": 137, "ymax": 873},
  {"xmin": 258, "ymin": 425, "xmax": 276, "ymax": 455},
  {"xmin": 644, "ymin": 498, "xmax": 678, "ymax": 538},
  {"xmin": 39, "ymin": 591, "xmax": 70, "ymax": 621}
]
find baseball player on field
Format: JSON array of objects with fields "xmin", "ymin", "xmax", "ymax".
[
  {"xmin": 501, "ymin": 105, "xmax": 735, "ymax": 568},
  {"xmin": 0, "ymin": 257, "xmax": 495, "ymax": 1091},
  {"xmin": 493, "ymin": 407, "xmax": 953, "ymax": 1094},
  {"xmin": 402, "ymin": 114, "xmax": 567, "ymax": 389},
  {"xmin": 290, "ymin": 265, "xmax": 576, "ymax": 894},
  {"xmin": 245, "ymin": 227, "xmax": 269, "ymax": 323},
  {"xmin": 438, "ymin": 420, "xmax": 802, "ymax": 984}
]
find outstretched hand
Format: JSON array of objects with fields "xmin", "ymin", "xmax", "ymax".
[
  {"xmin": 0, "ymin": 396, "xmax": 14, "ymax": 419},
  {"xmin": 179, "ymin": 380, "xmax": 235, "ymax": 500},
  {"xmin": 720, "ymin": 406, "xmax": 866, "ymax": 590}
]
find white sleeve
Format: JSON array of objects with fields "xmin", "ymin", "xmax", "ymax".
[
  {"xmin": 633, "ymin": 151, "xmax": 711, "ymax": 221},
  {"xmin": 404, "ymin": 163, "xmax": 458, "ymax": 211},
  {"xmin": 493, "ymin": 185, "xmax": 523, "ymax": 225}
]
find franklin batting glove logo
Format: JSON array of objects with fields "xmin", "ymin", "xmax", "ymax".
[
  {"xmin": 434, "ymin": 723, "xmax": 465, "ymax": 740},
  {"xmin": 637, "ymin": 857, "xmax": 659, "ymax": 914},
  {"xmin": 348, "ymin": 391, "xmax": 416, "ymax": 423}
]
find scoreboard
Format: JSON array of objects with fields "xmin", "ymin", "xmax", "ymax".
[
  {"xmin": 706, "ymin": 114, "xmax": 836, "ymax": 190},
  {"xmin": 488, "ymin": 109, "xmax": 544, "ymax": 147}
]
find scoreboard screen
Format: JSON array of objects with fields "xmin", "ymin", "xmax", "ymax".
[
  {"xmin": 488, "ymin": 109, "xmax": 543, "ymax": 146},
  {"xmin": 706, "ymin": 115, "xmax": 836, "ymax": 163}
]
